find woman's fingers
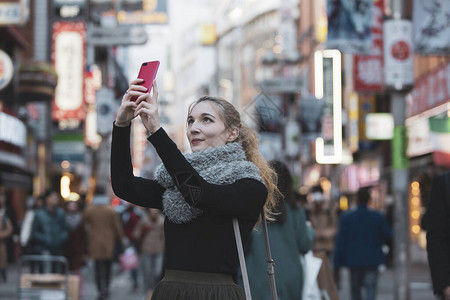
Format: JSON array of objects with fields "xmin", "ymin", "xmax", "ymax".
[{"xmin": 151, "ymin": 81, "xmax": 158, "ymax": 104}]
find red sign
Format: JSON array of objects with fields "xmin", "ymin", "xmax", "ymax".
[
  {"xmin": 353, "ymin": 0, "xmax": 384, "ymax": 92},
  {"xmin": 391, "ymin": 40, "xmax": 410, "ymax": 60},
  {"xmin": 407, "ymin": 62, "xmax": 450, "ymax": 118}
]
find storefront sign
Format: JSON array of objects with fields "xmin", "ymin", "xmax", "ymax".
[
  {"xmin": 366, "ymin": 113, "xmax": 394, "ymax": 140},
  {"xmin": 407, "ymin": 62, "xmax": 450, "ymax": 118},
  {"xmin": 117, "ymin": 0, "xmax": 168, "ymax": 25},
  {"xmin": 0, "ymin": 111, "xmax": 26, "ymax": 148},
  {"xmin": 0, "ymin": 0, "xmax": 29, "ymax": 25},
  {"xmin": 406, "ymin": 117, "xmax": 432, "ymax": 157},
  {"xmin": 52, "ymin": 132, "xmax": 85, "ymax": 162},
  {"xmin": 0, "ymin": 49, "xmax": 13, "ymax": 90},
  {"xmin": 52, "ymin": 22, "xmax": 86, "ymax": 121}
]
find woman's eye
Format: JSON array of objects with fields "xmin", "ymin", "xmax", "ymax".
[
  {"xmin": 203, "ymin": 117, "xmax": 212, "ymax": 123},
  {"xmin": 187, "ymin": 119, "xmax": 194, "ymax": 125}
]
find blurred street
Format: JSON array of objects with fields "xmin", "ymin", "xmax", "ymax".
[
  {"xmin": 0, "ymin": 255, "xmax": 437, "ymax": 300},
  {"xmin": 0, "ymin": 259, "xmax": 147, "ymax": 300}
]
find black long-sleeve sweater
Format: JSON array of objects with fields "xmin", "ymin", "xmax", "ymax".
[{"xmin": 110, "ymin": 124, "xmax": 267, "ymax": 275}]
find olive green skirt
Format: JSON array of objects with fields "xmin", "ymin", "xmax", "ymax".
[{"xmin": 151, "ymin": 269, "xmax": 245, "ymax": 300}]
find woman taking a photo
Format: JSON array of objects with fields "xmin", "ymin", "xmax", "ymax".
[{"xmin": 111, "ymin": 79, "xmax": 278, "ymax": 300}]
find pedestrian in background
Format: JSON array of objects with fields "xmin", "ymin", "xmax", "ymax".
[
  {"xmin": 427, "ymin": 171, "xmax": 450, "ymax": 300},
  {"xmin": 334, "ymin": 186, "xmax": 392, "ymax": 300},
  {"xmin": 30, "ymin": 189, "xmax": 68, "ymax": 273},
  {"xmin": 111, "ymin": 80, "xmax": 279, "ymax": 300},
  {"xmin": 133, "ymin": 208, "xmax": 165, "ymax": 299},
  {"xmin": 0, "ymin": 191, "xmax": 12, "ymax": 283},
  {"xmin": 242, "ymin": 160, "xmax": 314, "ymax": 299},
  {"xmin": 121, "ymin": 203, "xmax": 143, "ymax": 291},
  {"xmin": 308, "ymin": 184, "xmax": 339, "ymax": 299},
  {"xmin": 64, "ymin": 200, "xmax": 88, "ymax": 297},
  {"xmin": 1, "ymin": 190, "xmax": 18, "ymax": 265},
  {"xmin": 83, "ymin": 186, "xmax": 124, "ymax": 300},
  {"xmin": 20, "ymin": 195, "xmax": 44, "ymax": 273}
]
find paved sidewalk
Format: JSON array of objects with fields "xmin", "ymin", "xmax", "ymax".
[
  {"xmin": 0, "ymin": 259, "xmax": 437, "ymax": 300},
  {"xmin": 338, "ymin": 263, "xmax": 436, "ymax": 300},
  {"xmin": 0, "ymin": 260, "xmax": 147, "ymax": 300}
]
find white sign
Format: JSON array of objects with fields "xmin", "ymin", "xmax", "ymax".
[
  {"xmin": 55, "ymin": 30, "xmax": 84, "ymax": 111},
  {"xmin": 0, "ymin": 112, "xmax": 26, "ymax": 148},
  {"xmin": 365, "ymin": 113, "xmax": 394, "ymax": 140},
  {"xmin": 87, "ymin": 26, "xmax": 148, "ymax": 46},
  {"xmin": 0, "ymin": 49, "xmax": 13, "ymax": 90},
  {"xmin": 383, "ymin": 19, "xmax": 414, "ymax": 90},
  {"xmin": 0, "ymin": 1, "xmax": 29, "ymax": 25}
]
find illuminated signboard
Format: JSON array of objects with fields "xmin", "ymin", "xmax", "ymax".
[
  {"xmin": 314, "ymin": 49, "xmax": 342, "ymax": 164},
  {"xmin": 52, "ymin": 22, "xmax": 86, "ymax": 121}
]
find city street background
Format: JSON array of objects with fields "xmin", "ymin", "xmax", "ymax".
[{"xmin": 0, "ymin": 245, "xmax": 438, "ymax": 300}]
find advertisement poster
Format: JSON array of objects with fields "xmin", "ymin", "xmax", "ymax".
[
  {"xmin": 414, "ymin": 0, "xmax": 450, "ymax": 54},
  {"xmin": 353, "ymin": 0, "xmax": 384, "ymax": 92},
  {"xmin": 326, "ymin": 0, "xmax": 373, "ymax": 54}
]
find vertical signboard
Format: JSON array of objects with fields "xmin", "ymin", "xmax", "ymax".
[
  {"xmin": 52, "ymin": 21, "xmax": 86, "ymax": 121},
  {"xmin": 353, "ymin": 0, "xmax": 384, "ymax": 92},
  {"xmin": 314, "ymin": 50, "xmax": 343, "ymax": 164},
  {"xmin": 383, "ymin": 19, "xmax": 414, "ymax": 90}
]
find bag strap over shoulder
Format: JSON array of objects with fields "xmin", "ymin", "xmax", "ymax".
[
  {"xmin": 233, "ymin": 218, "xmax": 252, "ymax": 300},
  {"xmin": 233, "ymin": 210, "xmax": 278, "ymax": 300}
]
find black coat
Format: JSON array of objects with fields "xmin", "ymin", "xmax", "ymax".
[{"xmin": 427, "ymin": 171, "xmax": 450, "ymax": 294}]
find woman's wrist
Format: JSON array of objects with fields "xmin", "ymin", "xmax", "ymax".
[
  {"xmin": 115, "ymin": 120, "xmax": 131, "ymax": 127},
  {"xmin": 149, "ymin": 126, "xmax": 162, "ymax": 135}
]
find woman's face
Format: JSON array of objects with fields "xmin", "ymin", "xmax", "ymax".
[{"xmin": 186, "ymin": 101, "xmax": 237, "ymax": 152}]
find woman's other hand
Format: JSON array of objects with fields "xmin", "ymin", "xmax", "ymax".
[
  {"xmin": 135, "ymin": 81, "xmax": 161, "ymax": 134},
  {"xmin": 115, "ymin": 78, "xmax": 148, "ymax": 127}
]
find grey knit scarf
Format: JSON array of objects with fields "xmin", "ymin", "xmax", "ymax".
[{"xmin": 154, "ymin": 142, "xmax": 263, "ymax": 224}]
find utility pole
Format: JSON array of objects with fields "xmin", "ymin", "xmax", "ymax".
[{"xmin": 386, "ymin": 0, "xmax": 413, "ymax": 299}]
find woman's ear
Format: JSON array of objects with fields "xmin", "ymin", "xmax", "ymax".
[{"xmin": 227, "ymin": 127, "xmax": 240, "ymax": 142}]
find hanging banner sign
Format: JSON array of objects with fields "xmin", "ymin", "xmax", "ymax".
[
  {"xmin": 52, "ymin": 21, "xmax": 86, "ymax": 121},
  {"xmin": 407, "ymin": 62, "xmax": 450, "ymax": 118},
  {"xmin": 353, "ymin": 0, "xmax": 384, "ymax": 92},
  {"xmin": 383, "ymin": 19, "xmax": 414, "ymax": 91}
]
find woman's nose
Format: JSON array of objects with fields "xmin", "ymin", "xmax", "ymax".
[{"xmin": 190, "ymin": 121, "xmax": 200, "ymax": 133}]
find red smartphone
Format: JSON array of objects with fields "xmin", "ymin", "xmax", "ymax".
[{"xmin": 132, "ymin": 60, "xmax": 160, "ymax": 101}]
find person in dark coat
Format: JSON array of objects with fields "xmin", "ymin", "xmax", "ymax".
[
  {"xmin": 334, "ymin": 186, "xmax": 392, "ymax": 300},
  {"xmin": 242, "ymin": 160, "xmax": 314, "ymax": 300},
  {"xmin": 427, "ymin": 171, "xmax": 450, "ymax": 299},
  {"xmin": 30, "ymin": 189, "xmax": 68, "ymax": 273}
]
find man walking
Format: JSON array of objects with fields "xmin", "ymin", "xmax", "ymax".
[
  {"xmin": 84, "ymin": 186, "xmax": 124, "ymax": 300},
  {"xmin": 334, "ymin": 186, "xmax": 392, "ymax": 300}
]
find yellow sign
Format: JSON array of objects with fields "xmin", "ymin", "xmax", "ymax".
[{"xmin": 201, "ymin": 24, "xmax": 216, "ymax": 45}]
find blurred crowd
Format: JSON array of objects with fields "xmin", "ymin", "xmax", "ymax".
[
  {"xmin": 0, "ymin": 161, "xmax": 393, "ymax": 300},
  {"xmin": 0, "ymin": 187, "xmax": 165, "ymax": 300}
]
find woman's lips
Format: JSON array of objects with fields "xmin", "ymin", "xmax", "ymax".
[{"xmin": 191, "ymin": 139, "xmax": 203, "ymax": 145}]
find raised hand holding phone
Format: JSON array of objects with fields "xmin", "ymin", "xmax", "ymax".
[{"xmin": 135, "ymin": 80, "xmax": 160, "ymax": 134}]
